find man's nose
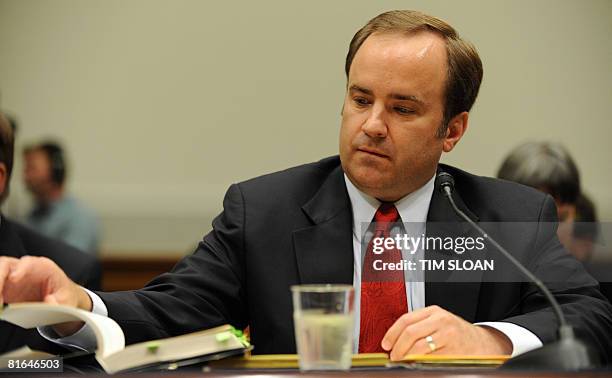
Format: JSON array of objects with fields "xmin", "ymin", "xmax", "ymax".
[{"xmin": 361, "ymin": 104, "xmax": 388, "ymax": 139}]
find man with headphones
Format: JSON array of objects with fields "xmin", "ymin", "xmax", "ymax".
[{"xmin": 22, "ymin": 141, "xmax": 99, "ymax": 254}]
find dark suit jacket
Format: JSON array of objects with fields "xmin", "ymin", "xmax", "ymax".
[
  {"xmin": 0, "ymin": 215, "xmax": 101, "ymax": 353},
  {"xmin": 96, "ymin": 156, "xmax": 612, "ymax": 363}
]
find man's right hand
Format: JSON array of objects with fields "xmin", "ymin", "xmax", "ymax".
[{"xmin": 0, "ymin": 255, "xmax": 93, "ymax": 336}]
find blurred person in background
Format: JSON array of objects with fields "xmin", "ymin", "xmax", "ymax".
[
  {"xmin": 0, "ymin": 113, "xmax": 101, "ymax": 353},
  {"xmin": 570, "ymin": 193, "xmax": 612, "ymax": 304},
  {"xmin": 23, "ymin": 141, "xmax": 99, "ymax": 254},
  {"xmin": 497, "ymin": 142, "xmax": 612, "ymax": 304},
  {"xmin": 571, "ymin": 193, "xmax": 599, "ymax": 262},
  {"xmin": 497, "ymin": 142, "xmax": 581, "ymax": 254}
]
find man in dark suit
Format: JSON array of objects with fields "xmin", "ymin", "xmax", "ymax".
[
  {"xmin": 92, "ymin": 157, "xmax": 611, "ymax": 361},
  {"xmin": 1, "ymin": 10, "xmax": 611, "ymax": 363},
  {"xmin": 0, "ymin": 112, "xmax": 101, "ymax": 353}
]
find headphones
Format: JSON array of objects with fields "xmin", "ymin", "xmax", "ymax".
[{"xmin": 40, "ymin": 143, "xmax": 66, "ymax": 185}]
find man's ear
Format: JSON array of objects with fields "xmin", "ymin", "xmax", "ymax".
[
  {"xmin": 0, "ymin": 162, "xmax": 6, "ymax": 198},
  {"xmin": 442, "ymin": 111, "xmax": 469, "ymax": 153}
]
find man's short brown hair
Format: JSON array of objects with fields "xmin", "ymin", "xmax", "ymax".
[
  {"xmin": 0, "ymin": 112, "xmax": 15, "ymax": 202},
  {"xmin": 345, "ymin": 10, "xmax": 483, "ymax": 136}
]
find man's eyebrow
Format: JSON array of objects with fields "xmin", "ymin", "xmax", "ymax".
[
  {"xmin": 390, "ymin": 93, "xmax": 424, "ymax": 105},
  {"xmin": 349, "ymin": 85, "xmax": 372, "ymax": 95},
  {"xmin": 349, "ymin": 85, "xmax": 424, "ymax": 105}
]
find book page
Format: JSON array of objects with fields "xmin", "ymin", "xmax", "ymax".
[
  {"xmin": 0, "ymin": 303, "xmax": 125, "ymax": 358},
  {"xmin": 98, "ymin": 324, "xmax": 245, "ymax": 373}
]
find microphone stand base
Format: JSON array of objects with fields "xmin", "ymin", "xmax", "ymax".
[{"xmin": 502, "ymin": 337, "xmax": 599, "ymax": 371}]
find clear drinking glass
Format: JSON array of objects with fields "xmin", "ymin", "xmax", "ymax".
[{"xmin": 291, "ymin": 284, "xmax": 355, "ymax": 371}]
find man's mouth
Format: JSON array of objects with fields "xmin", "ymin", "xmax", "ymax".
[{"xmin": 357, "ymin": 147, "xmax": 389, "ymax": 159}]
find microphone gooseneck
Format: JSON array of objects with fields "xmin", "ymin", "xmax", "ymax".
[
  {"xmin": 436, "ymin": 171, "xmax": 597, "ymax": 370},
  {"xmin": 437, "ymin": 171, "xmax": 568, "ymax": 332}
]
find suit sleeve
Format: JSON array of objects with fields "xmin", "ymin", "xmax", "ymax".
[
  {"xmin": 501, "ymin": 195, "xmax": 612, "ymax": 364},
  {"xmin": 96, "ymin": 184, "xmax": 248, "ymax": 345}
]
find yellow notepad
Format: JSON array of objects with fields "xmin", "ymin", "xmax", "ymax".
[
  {"xmin": 398, "ymin": 354, "xmax": 509, "ymax": 367},
  {"xmin": 208, "ymin": 353, "xmax": 510, "ymax": 369}
]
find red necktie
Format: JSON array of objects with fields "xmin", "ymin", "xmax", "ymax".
[{"xmin": 359, "ymin": 203, "xmax": 408, "ymax": 353}]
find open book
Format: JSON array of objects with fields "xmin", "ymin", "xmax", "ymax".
[{"xmin": 0, "ymin": 303, "xmax": 250, "ymax": 374}]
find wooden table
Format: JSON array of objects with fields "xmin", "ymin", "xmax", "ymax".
[
  {"xmin": 5, "ymin": 366, "xmax": 612, "ymax": 377},
  {"xmin": 93, "ymin": 370, "xmax": 612, "ymax": 377}
]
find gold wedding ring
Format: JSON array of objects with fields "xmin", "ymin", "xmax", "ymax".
[{"xmin": 425, "ymin": 335, "xmax": 436, "ymax": 352}]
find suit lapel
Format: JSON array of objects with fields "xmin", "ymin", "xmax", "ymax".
[
  {"xmin": 293, "ymin": 167, "xmax": 354, "ymax": 285},
  {"xmin": 425, "ymin": 169, "xmax": 484, "ymax": 322}
]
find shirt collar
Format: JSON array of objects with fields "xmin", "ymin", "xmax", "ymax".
[{"xmin": 344, "ymin": 173, "xmax": 436, "ymax": 238}]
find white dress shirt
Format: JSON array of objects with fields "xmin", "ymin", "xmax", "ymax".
[{"xmin": 42, "ymin": 173, "xmax": 542, "ymax": 357}]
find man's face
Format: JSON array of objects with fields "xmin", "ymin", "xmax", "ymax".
[
  {"xmin": 23, "ymin": 150, "xmax": 54, "ymax": 197},
  {"xmin": 340, "ymin": 31, "xmax": 462, "ymax": 201}
]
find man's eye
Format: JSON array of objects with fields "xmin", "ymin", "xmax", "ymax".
[
  {"xmin": 353, "ymin": 97, "xmax": 370, "ymax": 106},
  {"xmin": 394, "ymin": 106, "xmax": 415, "ymax": 115}
]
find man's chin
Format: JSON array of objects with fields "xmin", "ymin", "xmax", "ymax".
[{"xmin": 346, "ymin": 167, "xmax": 392, "ymax": 194}]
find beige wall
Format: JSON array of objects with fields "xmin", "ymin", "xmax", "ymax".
[{"xmin": 0, "ymin": 0, "xmax": 610, "ymax": 255}]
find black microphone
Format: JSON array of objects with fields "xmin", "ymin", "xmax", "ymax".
[{"xmin": 436, "ymin": 171, "xmax": 597, "ymax": 370}]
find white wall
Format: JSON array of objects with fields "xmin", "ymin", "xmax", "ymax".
[{"xmin": 0, "ymin": 0, "xmax": 610, "ymax": 255}]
